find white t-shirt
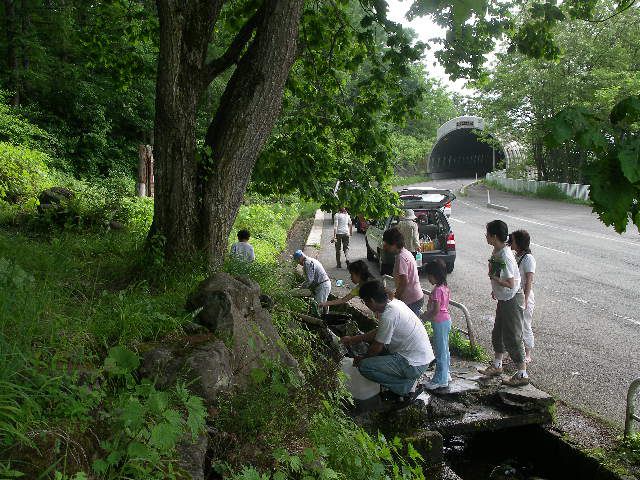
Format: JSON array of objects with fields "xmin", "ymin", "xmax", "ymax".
[
  {"xmin": 491, "ymin": 246, "xmax": 521, "ymax": 301},
  {"xmin": 375, "ymin": 299, "xmax": 434, "ymax": 366},
  {"xmin": 230, "ymin": 242, "xmax": 255, "ymax": 262},
  {"xmin": 334, "ymin": 212, "xmax": 352, "ymax": 235},
  {"xmin": 518, "ymin": 253, "xmax": 536, "ymax": 297}
]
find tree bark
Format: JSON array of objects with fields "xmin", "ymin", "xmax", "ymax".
[
  {"xmin": 151, "ymin": 0, "xmax": 223, "ymax": 255},
  {"xmin": 201, "ymin": 0, "xmax": 304, "ymax": 270},
  {"xmin": 4, "ymin": 0, "xmax": 20, "ymax": 105}
]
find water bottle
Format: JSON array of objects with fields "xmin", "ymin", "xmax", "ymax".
[{"xmin": 416, "ymin": 251, "xmax": 423, "ymax": 267}]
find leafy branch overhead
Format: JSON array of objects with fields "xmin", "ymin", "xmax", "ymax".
[{"xmin": 547, "ymin": 96, "xmax": 640, "ymax": 233}]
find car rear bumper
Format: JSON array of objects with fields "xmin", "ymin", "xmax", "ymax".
[{"xmin": 419, "ymin": 250, "xmax": 456, "ymax": 268}]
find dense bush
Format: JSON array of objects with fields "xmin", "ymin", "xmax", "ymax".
[{"xmin": 0, "ymin": 142, "xmax": 52, "ymax": 203}]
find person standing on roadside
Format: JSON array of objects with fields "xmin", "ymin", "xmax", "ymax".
[
  {"xmin": 509, "ymin": 230, "xmax": 536, "ymax": 363},
  {"xmin": 421, "ymin": 259, "xmax": 451, "ymax": 390},
  {"xmin": 479, "ymin": 220, "xmax": 529, "ymax": 387},
  {"xmin": 332, "ymin": 207, "xmax": 352, "ymax": 268},
  {"xmin": 383, "ymin": 228, "xmax": 424, "ymax": 316},
  {"xmin": 396, "ymin": 209, "xmax": 420, "ymax": 257},
  {"xmin": 293, "ymin": 250, "xmax": 331, "ymax": 313}
]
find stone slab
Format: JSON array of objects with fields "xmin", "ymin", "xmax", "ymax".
[
  {"xmin": 435, "ymin": 378, "xmax": 480, "ymax": 396},
  {"xmin": 498, "ymin": 383, "xmax": 554, "ymax": 409},
  {"xmin": 432, "ymin": 405, "xmax": 552, "ymax": 436}
]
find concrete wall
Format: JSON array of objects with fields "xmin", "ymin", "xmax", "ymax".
[{"xmin": 486, "ymin": 171, "xmax": 590, "ymax": 201}]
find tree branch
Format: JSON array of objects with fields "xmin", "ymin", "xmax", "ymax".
[{"xmin": 203, "ymin": 7, "xmax": 264, "ymax": 85}]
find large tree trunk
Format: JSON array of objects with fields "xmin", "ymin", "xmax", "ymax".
[
  {"xmin": 201, "ymin": 0, "xmax": 304, "ymax": 270},
  {"xmin": 151, "ymin": 0, "xmax": 223, "ymax": 256},
  {"xmin": 152, "ymin": 0, "xmax": 303, "ymax": 269}
]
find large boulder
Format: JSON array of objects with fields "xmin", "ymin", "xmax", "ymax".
[
  {"xmin": 185, "ymin": 272, "xmax": 299, "ymax": 380},
  {"xmin": 139, "ymin": 273, "xmax": 298, "ymax": 404},
  {"xmin": 138, "ymin": 337, "xmax": 233, "ymax": 404}
]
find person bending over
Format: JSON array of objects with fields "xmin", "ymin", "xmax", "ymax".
[{"xmin": 341, "ymin": 280, "xmax": 434, "ymax": 402}]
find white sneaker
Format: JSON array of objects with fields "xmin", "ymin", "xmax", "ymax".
[{"xmin": 424, "ymin": 380, "xmax": 448, "ymax": 391}]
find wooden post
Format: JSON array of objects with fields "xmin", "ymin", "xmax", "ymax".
[{"xmin": 137, "ymin": 145, "xmax": 154, "ymax": 197}]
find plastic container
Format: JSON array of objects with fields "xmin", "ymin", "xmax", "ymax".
[
  {"xmin": 415, "ymin": 251, "xmax": 423, "ymax": 267},
  {"xmin": 340, "ymin": 357, "xmax": 380, "ymax": 400}
]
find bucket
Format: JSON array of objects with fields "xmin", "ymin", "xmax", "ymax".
[{"xmin": 340, "ymin": 357, "xmax": 380, "ymax": 400}]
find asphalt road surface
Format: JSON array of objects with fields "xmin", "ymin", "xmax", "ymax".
[{"xmin": 317, "ymin": 177, "xmax": 640, "ymax": 428}]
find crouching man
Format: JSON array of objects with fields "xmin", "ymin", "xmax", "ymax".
[{"xmin": 341, "ymin": 280, "xmax": 434, "ymax": 403}]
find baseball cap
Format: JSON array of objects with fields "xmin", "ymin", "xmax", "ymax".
[{"xmin": 292, "ymin": 249, "xmax": 304, "ymax": 260}]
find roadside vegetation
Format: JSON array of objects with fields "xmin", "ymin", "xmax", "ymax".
[
  {"xmin": 483, "ymin": 179, "xmax": 590, "ymax": 206},
  {"xmin": 0, "ymin": 104, "xmax": 427, "ymax": 478}
]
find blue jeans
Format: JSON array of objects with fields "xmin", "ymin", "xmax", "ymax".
[
  {"xmin": 431, "ymin": 319, "xmax": 451, "ymax": 385},
  {"xmin": 359, "ymin": 352, "xmax": 428, "ymax": 395},
  {"xmin": 406, "ymin": 296, "xmax": 424, "ymax": 316}
]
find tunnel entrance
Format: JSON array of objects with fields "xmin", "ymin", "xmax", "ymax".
[{"xmin": 428, "ymin": 116, "xmax": 504, "ymax": 179}]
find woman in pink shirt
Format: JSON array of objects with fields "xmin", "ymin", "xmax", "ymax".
[{"xmin": 421, "ymin": 259, "xmax": 451, "ymax": 390}]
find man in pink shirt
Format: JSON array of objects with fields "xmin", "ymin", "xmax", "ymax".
[{"xmin": 383, "ymin": 228, "xmax": 424, "ymax": 316}]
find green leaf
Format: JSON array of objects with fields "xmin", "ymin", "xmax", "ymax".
[
  {"xmin": 618, "ymin": 138, "xmax": 640, "ymax": 184},
  {"xmin": 610, "ymin": 96, "xmax": 640, "ymax": 126},
  {"xmin": 121, "ymin": 397, "xmax": 145, "ymax": 430},
  {"xmin": 147, "ymin": 391, "xmax": 168, "ymax": 415},
  {"xmin": 149, "ymin": 422, "xmax": 181, "ymax": 451},
  {"xmin": 104, "ymin": 346, "xmax": 140, "ymax": 375},
  {"xmin": 250, "ymin": 367, "xmax": 268, "ymax": 384},
  {"xmin": 126, "ymin": 441, "xmax": 157, "ymax": 462}
]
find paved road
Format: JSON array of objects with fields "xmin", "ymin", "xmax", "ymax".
[{"xmin": 316, "ymin": 177, "xmax": 640, "ymax": 428}]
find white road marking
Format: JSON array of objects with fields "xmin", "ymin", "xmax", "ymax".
[
  {"xmin": 531, "ymin": 242, "xmax": 568, "ymax": 254},
  {"xmin": 458, "ymin": 199, "xmax": 640, "ymax": 248},
  {"xmin": 571, "ymin": 297, "xmax": 589, "ymax": 304},
  {"xmin": 449, "ymin": 218, "xmax": 466, "ymax": 224}
]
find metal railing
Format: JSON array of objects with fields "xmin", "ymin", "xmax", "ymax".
[
  {"xmin": 625, "ymin": 378, "xmax": 640, "ymax": 438},
  {"xmin": 382, "ymin": 275, "xmax": 477, "ymax": 348}
]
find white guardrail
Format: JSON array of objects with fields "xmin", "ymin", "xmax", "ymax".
[{"xmin": 486, "ymin": 171, "xmax": 590, "ymax": 202}]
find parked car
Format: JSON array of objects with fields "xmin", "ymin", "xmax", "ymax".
[
  {"xmin": 398, "ymin": 187, "xmax": 452, "ymax": 217},
  {"xmin": 365, "ymin": 189, "xmax": 457, "ymax": 274}
]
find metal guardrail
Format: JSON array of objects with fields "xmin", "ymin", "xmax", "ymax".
[
  {"xmin": 382, "ymin": 275, "xmax": 477, "ymax": 348},
  {"xmin": 625, "ymin": 378, "xmax": 640, "ymax": 438}
]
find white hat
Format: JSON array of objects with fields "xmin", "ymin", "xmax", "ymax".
[{"xmin": 401, "ymin": 209, "xmax": 417, "ymax": 220}]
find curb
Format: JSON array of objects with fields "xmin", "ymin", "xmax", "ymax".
[
  {"xmin": 458, "ymin": 178, "xmax": 481, "ymax": 196},
  {"xmin": 303, "ymin": 209, "xmax": 325, "ymax": 258},
  {"xmin": 486, "ymin": 190, "xmax": 510, "ymax": 212},
  {"xmin": 487, "ymin": 203, "xmax": 510, "ymax": 212}
]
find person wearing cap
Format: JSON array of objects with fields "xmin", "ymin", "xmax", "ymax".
[
  {"xmin": 332, "ymin": 207, "xmax": 352, "ymax": 268},
  {"xmin": 293, "ymin": 250, "xmax": 331, "ymax": 312},
  {"xmin": 396, "ymin": 209, "xmax": 420, "ymax": 257}
]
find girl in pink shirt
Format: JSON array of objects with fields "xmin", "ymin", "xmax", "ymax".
[{"xmin": 421, "ymin": 260, "xmax": 451, "ymax": 390}]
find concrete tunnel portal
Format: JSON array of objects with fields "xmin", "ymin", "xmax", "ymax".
[{"xmin": 427, "ymin": 116, "xmax": 505, "ymax": 179}]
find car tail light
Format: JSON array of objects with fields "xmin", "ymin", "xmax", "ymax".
[
  {"xmin": 445, "ymin": 202, "xmax": 451, "ymax": 209},
  {"xmin": 446, "ymin": 232, "xmax": 455, "ymax": 250}
]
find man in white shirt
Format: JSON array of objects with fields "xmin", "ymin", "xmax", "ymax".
[
  {"xmin": 340, "ymin": 280, "xmax": 434, "ymax": 403},
  {"xmin": 395, "ymin": 209, "xmax": 420, "ymax": 256},
  {"xmin": 293, "ymin": 250, "xmax": 331, "ymax": 312},
  {"xmin": 333, "ymin": 207, "xmax": 352, "ymax": 268}
]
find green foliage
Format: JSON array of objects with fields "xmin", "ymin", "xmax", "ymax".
[
  {"xmin": 0, "ymin": 1, "xmax": 157, "ymax": 177},
  {"xmin": 94, "ymin": 348, "xmax": 206, "ymax": 480},
  {"xmin": 546, "ymin": 95, "xmax": 640, "ymax": 232},
  {"xmin": 0, "ymin": 90, "xmax": 57, "ymax": 151},
  {"xmin": 0, "ymin": 142, "xmax": 52, "ymax": 203},
  {"xmin": 448, "ymin": 329, "xmax": 489, "ymax": 362},
  {"xmin": 588, "ymin": 433, "xmax": 640, "ymax": 477}
]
